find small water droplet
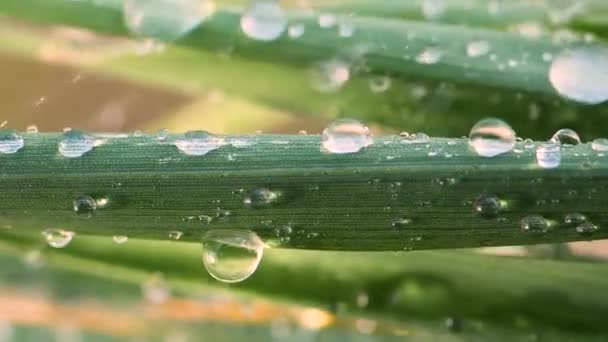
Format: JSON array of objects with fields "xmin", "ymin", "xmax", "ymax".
[
  {"xmin": 241, "ymin": 1, "xmax": 286, "ymax": 41},
  {"xmin": 536, "ymin": 143, "xmax": 561, "ymax": 169},
  {"xmin": 113, "ymin": 235, "xmax": 128, "ymax": 244},
  {"xmin": 0, "ymin": 129, "xmax": 24, "ymax": 154},
  {"xmin": 392, "ymin": 217, "xmax": 412, "ymax": 227},
  {"xmin": 521, "ymin": 215, "xmax": 550, "ymax": 233},
  {"xmin": 42, "ymin": 229, "xmax": 74, "ymax": 248},
  {"xmin": 591, "ymin": 138, "xmax": 608, "ymax": 152},
  {"xmin": 58, "ymin": 130, "xmax": 95, "ymax": 158},
  {"xmin": 318, "ymin": 13, "xmax": 336, "ymax": 28},
  {"xmin": 369, "ymin": 76, "xmax": 391, "ymax": 93},
  {"xmin": 243, "ymin": 188, "xmax": 282, "ymax": 207},
  {"xmin": 473, "ymin": 194, "xmax": 502, "ymax": 219},
  {"xmin": 174, "ymin": 130, "xmax": 223, "ymax": 156},
  {"xmin": 469, "ymin": 118, "xmax": 516, "ymax": 157},
  {"xmin": 576, "ymin": 222, "xmax": 598, "ymax": 235},
  {"xmin": 466, "ymin": 41, "xmax": 490, "ymax": 57},
  {"xmin": 287, "ymin": 23, "xmax": 305, "ymax": 39},
  {"xmin": 310, "ymin": 59, "xmax": 350, "ymax": 93},
  {"xmin": 26, "ymin": 125, "xmax": 38, "ymax": 134},
  {"xmin": 549, "ymin": 47, "xmax": 608, "ymax": 104},
  {"xmin": 142, "ymin": 272, "xmax": 170, "ymax": 303},
  {"xmin": 321, "ymin": 118, "xmax": 372, "ymax": 154},
  {"xmin": 168, "ymin": 230, "xmax": 183, "ymax": 240},
  {"xmin": 551, "ymin": 128, "xmax": 581, "ymax": 146},
  {"xmin": 564, "ymin": 212, "xmax": 587, "ymax": 226},
  {"xmin": 202, "ymin": 230, "xmax": 264, "ymax": 283},
  {"xmin": 274, "ymin": 225, "xmax": 292, "ymax": 243},
  {"xmin": 416, "ymin": 47, "xmax": 442, "ymax": 64},
  {"xmin": 73, "ymin": 195, "xmax": 97, "ymax": 216}
]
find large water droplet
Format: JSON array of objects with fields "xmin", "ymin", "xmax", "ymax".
[
  {"xmin": 42, "ymin": 229, "xmax": 74, "ymax": 248},
  {"xmin": 174, "ymin": 130, "xmax": 223, "ymax": 156},
  {"xmin": 124, "ymin": 0, "xmax": 213, "ymax": 40},
  {"xmin": 202, "ymin": 230, "xmax": 264, "ymax": 283},
  {"xmin": 0, "ymin": 129, "xmax": 24, "ymax": 154},
  {"xmin": 551, "ymin": 128, "xmax": 581, "ymax": 146},
  {"xmin": 536, "ymin": 143, "xmax": 561, "ymax": 169},
  {"xmin": 242, "ymin": 188, "xmax": 282, "ymax": 207},
  {"xmin": 416, "ymin": 47, "xmax": 442, "ymax": 64},
  {"xmin": 549, "ymin": 47, "xmax": 608, "ymax": 104},
  {"xmin": 473, "ymin": 194, "xmax": 502, "ymax": 219},
  {"xmin": 466, "ymin": 40, "xmax": 491, "ymax": 57},
  {"xmin": 73, "ymin": 195, "xmax": 97, "ymax": 216},
  {"xmin": 310, "ymin": 59, "xmax": 350, "ymax": 93},
  {"xmin": 469, "ymin": 118, "xmax": 516, "ymax": 157},
  {"xmin": 520, "ymin": 215, "xmax": 550, "ymax": 233},
  {"xmin": 576, "ymin": 222, "xmax": 598, "ymax": 235},
  {"xmin": 58, "ymin": 130, "xmax": 95, "ymax": 158},
  {"xmin": 322, "ymin": 118, "xmax": 372, "ymax": 154},
  {"xmin": 241, "ymin": 1, "xmax": 286, "ymax": 41},
  {"xmin": 564, "ymin": 212, "xmax": 587, "ymax": 226},
  {"xmin": 591, "ymin": 138, "xmax": 608, "ymax": 152}
]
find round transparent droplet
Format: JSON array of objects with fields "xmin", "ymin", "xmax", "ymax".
[
  {"xmin": 520, "ymin": 215, "xmax": 550, "ymax": 233},
  {"xmin": 576, "ymin": 222, "xmax": 598, "ymax": 235},
  {"xmin": 322, "ymin": 118, "xmax": 372, "ymax": 154},
  {"xmin": 241, "ymin": 1, "xmax": 286, "ymax": 41},
  {"xmin": 469, "ymin": 118, "xmax": 516, "ymax": 157},
  {"xmin": 474, "ymin": 194, "xmax": 502, "ymax": 219},
  {"xmin": 58, "ymin": 130, "xmax": 95, "ymax": 158},
  {"xmin": 591, "ymin": 138, "xmax": 608, "ymax": 152},
  {"xmin": 416, "ymin": 47, "xmax": 442, "ymax": 64},
  {"xmin": 73, "ymin": 195, "xmax": 97, "ymax": 215},
  {"xmin": 287, "ymin": 23, "xmax": 305, "ymax": 39},
  {"xmin": 42, "ymin": 229, "xmax": 74, "ymax": 248},
  {"xmin": 310, "ymin": 59, "xmax": 350, "ymax": 93},
  {"xmin": 421, "ymin": 0, "xmax": 446, "ymax": 20},
  {"xmin": 536, "ymin": 143, "xmax": 561, "ymax": 169},
  {"xmin": 550, "ymin": 128, "xmax": 581, "ymax": 146},
  {"xmin": 169, "ymin": 230, "xmax": 183, "ymax": 240},
  {"xmin": 0, "ymin": 129, "xmax": 24, "ymax": 154},
  {"xmin": 549, "ymin": 47, "xmax": 608, "ymax": 104},
  {"xmin": 202, "ymin": 230, "xmax": 264, "ymax": 283},
  {"xmin": 113, "ymin": 235, "xmax": 128, "ymax": 244},
  {"xmin": 174, "ymin": 130, "xmax": 223, "ymax": 156},
  {"xmin": 124, "ymin": 0, "xmax": 213, "ymax": 40},
  {"xmin": 392, "ymin": 217, "xmax": 412, "ymax": 227},
  {"xmin": 466, "ymin": 40, "xmax": 491, "ymax": 57},
  {"xmin": 564, "ymin": 212, "xmax": 587, "ymax": 226},
  {"xmin": 369, "ymin": 76, "xmax": 391, "ymax": 93},
  {"xmin": 242, "ymin": 188, "xmax": 282, "ymax": 207}
]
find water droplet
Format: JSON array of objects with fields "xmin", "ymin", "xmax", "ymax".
[
  {"xmin": 241, "ymin": 1, "xmax": 286, "ymax": 41},
  {"xmin": 202, "ymin": 230, "xmax": 264, "ymax": 283},
  {"xmin": 174, "ymin": 130, "xmax": 223, "ymax": 156},
  {"xmin": 322, "ymin": 118, "xmax": 372, "ymax": 154},
  {"xmin": 549, "ymin": 47, "xmax": 608, "ymax": 104},
  {"xmin": 287, "ymin": 23, "xmax": 305, "ymax": 39},
  {"xmin": 338, "ymin": 21, "xmax": 354, "ymax": 38},
  {"xmin": 564, "ymin": 212, "xmax": 587, "ymax": 226},
  {"xmin": 520, "ymin": 215, "xmax": 550, "ymax": 233},
  {"xmin": 73, "ymin": 195, "xmax": 97, "ymax": 216},
  {"xmin": 473, "ymin": 194, "xmax": 502, "ymax": 219},
  {"xmin": 142, "ymin": 272, "xmax": 170, "ymax": 303},
  {"xmin": 536, "ymin": 143, "xmax": 561, "ymax": 169},
  {"xmin": 318, "ymin": 13, "xmax": 336, "ymax": 28},
  {"xmin": 243, "ymin": 188, "xmax": 282, "ymax": 207},
  {"xmin": 310, "ymin": 59, "xmax": 350, "ymax": 93},
  {"xmin": 551, "ymin": 128, "xmax": 581, "ymax": 146},
  {"xmin": 576, "ymin": 222, "xmax": 598, "ymax": 235},
  {"xmin": 466, "ymin": 41, "xmax": 490, "ymax": 57},
  {"xmin": 421, "ymin": 0, "xmax": 446, "ymax": 20},
  {"xmin": 0, "ymin": 129, "xmax": 24, "ymax": 154},
  {"xmin": 469, "ymin": 118, "xmax": 516, "ymax": 157},
  {"xmin": 592, "ymin": 138, "xmax": 608, "ymax": 152},
  {"xmin": 123, "ymin": 0, "xmax": 213, "ymax": 40},
  {"xmin": 113, "ymin": 235, "xmax": 128, "ymax": 244},
  {"xmin": 416, "ymin": 47, "xmax": 442, "ymax": 64},
  {"xmin": 168, "ymin": 230, "xmax": 183, "ymax": 240},
  {"xmin": 58, "ymin": 130, "xmax": 95, "ymax": 158},
  {"xmin": 26, "ymin": 125, "xmax": 38, "ymax": 134},
  {"xmin": 42, "ymin": 229, "xmax": 74, "ymax": 248},
  {"xmin": 392, "ymin": 217, "xmax": 412, "ymax": 227},
  {"xmin": 274, "ymin": 225, "xmax": 292, "ymax": 243},
  {"xmin": 369, "ymin": 76, "xmax": 391, "ymax": 93}
]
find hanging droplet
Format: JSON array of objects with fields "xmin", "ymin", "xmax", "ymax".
[
  {"xmin": 369, "ymin": 76, "xmax": 391, "ymax": 93},
  {"xmin": 416, "ymin": 47, "xmax": 442, "ymax": 64},
  {"xmin": 58, "ymin": 130, "xmax": 95, "ymax": 158},
  {"xmin": 0, "ymin": 129, "xmax": 24, "ymax": 154},
  {"xmin": 309, "ymin": 59, "xmax": 350, "ymax": 93},
  {"xmin": 168, "ymin": 230, "xmax": 183, "ymax": 240},
  {"xmin": 473, "ymin": 194, "xmax": 502, "ymax": 219},
  {"xmin": 469, "ymin": 118, "xmax": 516, "ymax": 157},
  {"xmin": 123, "ymin": 0, "xmax": 213, "ymax": 40},
  {"xmin": 42, "ymin": 229, "xmax": 74, "ymax": 248},
  {"xmin": 174, "ymin": 130, "xmax": 223, "ymax": 156},
  {"xmin": 520, "ymin": 215, "xmax": 550, "ymax": 233},
  {"xmin": 466, "ymin": 40, "xmax": 491, "ymax": 57},
  {"xmin": 241, "ymin": 1, "xmax": 286, "ymax": 41},
  {"xmin": 287, "ymin": 23, "xmax": 305, "ymax": 39},
  {"xmin": 202, "ymin": 230, "xmax": 264, "ymax": 283},
  {"xmin": 322, "ymin": 118, "xmax": 372, "ymax": 154},
  {"xmin": 591, "ymin": 138, "xmax": 608, "ymax": 152},
  {"xmin": 113, "ymin": 235, "xmax": 128, "ymax": 244},
  {"xmin": 536, "ymin": 143, "xmax": 561, "ymax": 169},
  {"xmin": 551, "ymin": 128, "xmax": 581, "ymax": 146},
  {"xmin": 576, "ymin": 222, "xmax": 598, "ymax": 235},
  {"xmin": 73, "ymin": 195, "xmax": 97, "ymax": 216},
  {"xmin": 242, "ymin": 188, "xmax": 282, "ymax": 208},
  {"xmin": 549, "ymin": 47, "xmax": 608, "ymax": 105}
]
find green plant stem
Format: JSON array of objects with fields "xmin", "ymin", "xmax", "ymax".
[{"xmin": 1, "ymin": 132, "xmax": 607, "ymax": 251}]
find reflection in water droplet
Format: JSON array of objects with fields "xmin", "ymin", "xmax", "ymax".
[
  {"xmin": 113, "ymin": 235, "xmax": 128, "ymax": 244},
  {"xmin": 73, "ymin": 195, "xmax": 97, "ymax": 215},
  {"xmin": 123, "ymin": 0, "xmax": 213, "ymax": 40},
  {"xmin": 241, "ymin": 1, "xmax": 286, "ymax": 41},
  {"xmin": 474, "ymin": 194, "xmax": 502, "ymax": 219},
  {"xmin": 466, "ymin": 40, "xmax": 491, "ymax": 57},
  {"xmin": 536, "ymin": 143, "xmax": 561, "ymax": 169},
  {"xmin": 592, "ymin": 138, "xmax": 608, "ymax": 152},
  {"xmin": 521, "ymin": 215, "xmax": 549, "ymax": 233},
  {"xmin": 0, "ymin": 129, "xmax": 24, "ymax": 154},
  {"xmin": 322, "ymin": 118, "xmax": 372, "ymax": 154},
  {"xmin": 202, "ymin": 230, "xmax": 264, "ymax": 283},
  {"xmin": 549, "ymin": 47, "xmax": 608, "ymax": 104},
  {"xmin": 58, "ymin": 130, "xmax": 95, "ymax": 158},
  {"xmin": 469, "ymin": 118, "xmax": 516, "ymax": 157},
  {"xmin": 551, "ymin": 128, "xmax": 581, "ymax": 146},
  {"xmin": 416, "ymin": 47, "xmax": 442, "ymax": 64},
  {"xmin": 310, "ymin": 59, "xmax": 350, "ymax": 93},
  {"xmin": 42, "ymin": 229, "xmax": 74, "ymax": 248},
  {"xmin": 174, "ymin": 130, "xmax": 223, "ymax": 156}
]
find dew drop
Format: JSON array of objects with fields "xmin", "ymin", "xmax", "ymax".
[
  {"xmin": 309, "ymin": 59, "xmax": 350, "ymax": 93},
  {"xmin": 321, "ymin": 118, "xmax": 372, "ymax": 154},
  {"xmin": 113, "ymin": 235, "xmax": 128, "ymax": 244},
  {"xmin": 591, "ymin": 138, "xmax": 608, "ymax": 152},
  {"xmin": 174, "ymin": 130, "xmax": 223, "ymax": 156},
  {"xmin": 469, "ymin": 118, "xmax": 516, "ymax": 157},
  {"xmin": 549, "ymin": 47, "xmax": 608, "ymax": 104},
  {"xmin": 520, "ymin": 215, "xmax": 550, "ymax": 233},
  {"xmin": 576, "ymin": 222, "xmax": 598, "ymax": 235},
  {"xmin": 287, "ymin": 23, "xmax": 305, "ymax": 39},
  {"xmin": 274, "ymin": 225, "xmax": 292, "ymax": 243},
  {"xmin": 0, "ymin": 129, "xmax": 24, "ymax": 154},
  {"xmin": 473, "ymin": 194, "xmax": 502, "ymax": 219},
  {"xmin": 564, "ymin": 212, "xmax": 587, "ymax": 226},
  {"xmin": 392, "ymin": 217, "xmax": 412, "ymax": 227},
  {"xmin": 551, "ymin": 128, "xmax": 581, "ymax": 146},
  {"xmin": 123, "ymin": 0, "xmax": 213, "ymax": 40},
  {"xmin": 466, "ymin": 40, "xmax": 491, "ymax": 57},
  {"xmin": 242, "ymin": 188, "xmax": 282, "ymax": 207},
  {"xmin": 241, "ymin": 1, "xmax": 286, "ymax": 41},
  {"xmin": 58, "ymin": 130, "xmax": 95, "ymax": 158},
  {"xmin": 73, "ymin": 195, "xmax": 97, "ymax": 216},
  {"xmin": 26, "ymin": 125, "xmax": 39, "ymax": 134},
  {"xmin": 416, "ymin": 47, "xmax": 442, "ymax": 64},
  {"xmin": 202, "ymin": 230, "xmax": 264, "ymax": 283},
  {"xmin": 369, "ymin": 76, "xmax": 391, "ymax": 93},
  {"xmin": 42, "ymin": 229, "xmax": 74, "ymax": 248},
  {"xmin": 536, "ymin": 143, "xmax": 561, "ymax": 169},
  {"xmin": 168, "ymin": 230, "xmax": 183, "ymax": 240}
]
